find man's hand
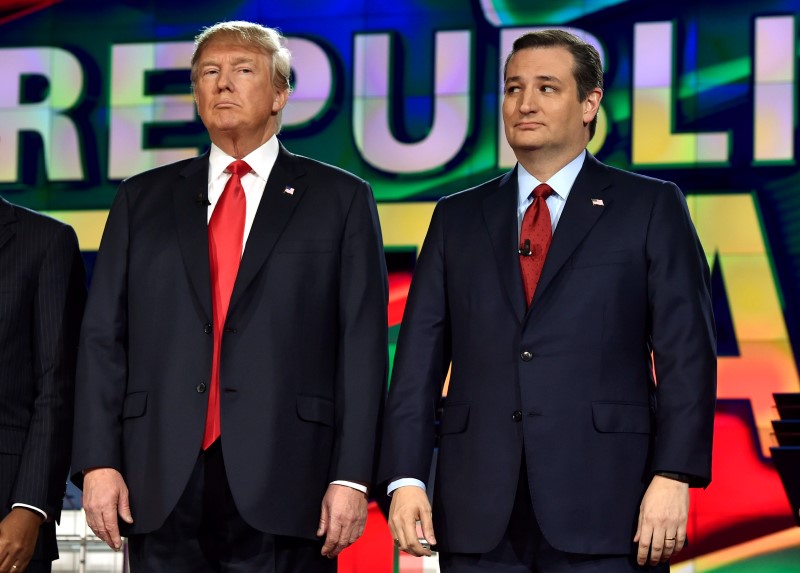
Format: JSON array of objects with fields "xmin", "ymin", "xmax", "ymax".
[
  {"xmin": 317, "ymin": 484, "xmax": 368, "ymax": 558},
  {"xmin": 83, "ymin": 468, "xmax": 133, "ymax": 551},
  {"xmin": 0, "ymin": 508, "xmax": 43, "ymax": 573},
  {"xmin": 633, "ymin": 474, "xmax": 689, "ymax": 566},
  {"xmin": 388, "ymin": 486, "xmax": 436, "ymax": 557}
]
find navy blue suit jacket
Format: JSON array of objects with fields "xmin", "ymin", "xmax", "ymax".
[
  {"xmin": 72, "ymin": 144, "xmax": 388, "ymax": 539},
  {"xmin": 379, "ymin": 153, "xmax": 716, "ymax": 555},
  {"xmin": 0, "ymin": 197, "xmax": 85, "ymax": 561}
]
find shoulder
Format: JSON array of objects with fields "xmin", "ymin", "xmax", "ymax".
[
  {"xmin": 288, "ymin": 152, "xmax": 369, "ymax": 189},
  {"xmin": 8, "ymin": 201, "xmax": 76, "ymax": 239},
  {"xmin": 592, "ymin": 157, "xmax": 680, "ymax": 196},
  {"xmin": 440, "ymin": 172, "xmax": 510, "ymax": 209},
  {"xmin": 121, "ymin": 156, "xmax": 202, "ymax": 189}
]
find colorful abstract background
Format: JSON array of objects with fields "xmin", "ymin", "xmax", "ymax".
[{"xmin": 1, "ymin": 0, "xmax": 799, "ymax": 571}]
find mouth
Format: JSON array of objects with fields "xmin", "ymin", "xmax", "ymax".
[
  {"xmin": 515, "ymin": 121, "xmax": 544, "ymax": 129},
  {"xmin": 214, "ymin": 101, "xmax": 238, "ymax": 109}
]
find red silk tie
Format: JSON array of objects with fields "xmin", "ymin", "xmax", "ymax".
[
  {"xmin": 203, "ymin": 160, "xmax": 249, "ymax": 450},
  {"xmin": 519, "ymin": 183, "xmax": 553, "ymax": 308}
]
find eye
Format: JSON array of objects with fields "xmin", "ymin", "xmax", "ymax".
[
  {"xmin": 541, "ymin": 85, "xmax": 556, "ymax": 93},
  {"xmin": 203, "ymin": 68, "xmax": 219, "ymax": 77},
  {"xmin": 505, "ymin": 85, "xmax": 521, "ymax": 94}
]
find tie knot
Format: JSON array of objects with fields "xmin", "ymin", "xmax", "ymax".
[
  {"xmin": 226, "ymin": 160, "xmax": 251, "ymax": 177},
  {"xmin": 532, "ymin": 183, "xmax": 553, "ymax": 200}
]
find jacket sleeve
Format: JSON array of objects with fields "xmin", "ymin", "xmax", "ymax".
[
  {"xmin": 378, "ymin": 199, "xmax": 452, "ymax": 487},
  {"xmin": 70, "ymin": 186, "xmax": 131, "ymax": 488},
  {"xmin": 646, "ymin": 182, "xmax": 717, "ymax": 488},
  {"xmin": 14, "ymin": 224, "xmax": 86, "ymax": 519},
  {"xmin": 330, "ymin": 181, "xmax": 389, "ymax": 488}
]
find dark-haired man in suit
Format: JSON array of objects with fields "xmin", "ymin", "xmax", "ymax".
[
  {"xmin": 72, "ymin": 20, "xmax": 387, "ymax": 572},
  {"xmin": 380, "ymin": 29, "xmax": 716, "ymax": 572},
  {"xmin": 0, "ymin": 197, "xmax": 85, "ymax": 573}
]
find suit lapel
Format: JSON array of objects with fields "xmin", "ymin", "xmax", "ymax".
[
  {"xmin": 482, "ymin": 168, "xmax": 526, "ymax": 324},
  {"xmin": 173, "ymin": 154, "xmax": 213, "ymax": 322},
  {"xmin": 528, "ymin": 153, "xmax": 612, "ymax": 317},
  {"xmin": 229, "ymin": 144, "xmax": 306, "ymax": 313},
  {"xmin": 0, "ymin": 197, "xmax": 17, "ymax": 251}
]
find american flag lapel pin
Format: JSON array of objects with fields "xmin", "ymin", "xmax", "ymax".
[
  {"xmin": 283, "ymin": 185, "xmax": 295, "ymax": 196},
  {"xmin": 591, "ymin": 198, "xmax": 604, "ymax": 206}
]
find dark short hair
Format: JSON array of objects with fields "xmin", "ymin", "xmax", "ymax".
[{"xmin": 503, "ymin": 29, "xmax": 603, "ymax": 139}]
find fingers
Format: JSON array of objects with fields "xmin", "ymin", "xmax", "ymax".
[
  {"xmin": 86, "ymin": 504, "xmax": 122, "ymax": 551},
  {"xmin": 388, "ymin": 487, "xmax": 434, "ymax": 557},
  {"xmin": 83, "ymin": 468, "xmax": 132, "ymax": 551},
  {"xmin": 674, "ymin": 525, "xmax": 687, "ymax": 555},
  {"xmin": 419, "ymin": 506, "xmax": 437, "ymax": 547},
  {"xmin": 0, "ymin": 510, "xmax": 38, "ymax": 573},
  {"xmin": 316, "ymin": 503, "xmax": 328, "ymax": 538},
  {"xmin": 634, "ymin": 475, "xmax": 690, "ymax": 565},
  {"xmin": 318, "ymin": 485, "xmax": 368, "ymax": 558},
  {"xmin": 635, "ymin": 521, "xmax": 655, "ymax": 566},
  {"xmin": 320, "ymin": 519, "xmax": 344, "ymax": 558},
  {"xmin": 118, "ymin": 488, "xmax": 134, "ymax": 525}
]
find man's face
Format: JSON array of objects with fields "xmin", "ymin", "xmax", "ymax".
[
  {"xmin": 502, "ymin": 46, "xmax": 600, "ymax": 158},
  {"xmin": 194, "ymin": 41, "xmax": 288, "ymax": 143}
]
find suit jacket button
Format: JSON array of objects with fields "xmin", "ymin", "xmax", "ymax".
[
  {"xmin": 520, "ymin": 351, "xmax": 533, "ymax": 361},
  {"xmin": 204, "ymin": 323, "xmax": 212, "ymax": 334},
  {"xmin": 512, "ymin": 410, "xmax": 522, "ymax": 422},
  {"xmin": 196, "ymin": 383, "xmax": 207, "ymax": 393}
]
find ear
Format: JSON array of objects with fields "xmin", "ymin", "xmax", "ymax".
[
  {"xmin": 272, "ymin": 87, "xmax": 289, "ymax": 113},
  {"xmin": 582, "ymin": 87, "xmax": 603, "ymax": 125}
]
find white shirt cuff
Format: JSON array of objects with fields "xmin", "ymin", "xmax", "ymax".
[
  {"xmin": 330, "ymin": 480, "xmax": 368, "ymax": 495},
  {"xmin": 11, "ymin": 503, "xmax": 47, "ymax": 521},
  {"xmin": 388, "ymin": 478, "xmax": 426, "ymax": 496}
]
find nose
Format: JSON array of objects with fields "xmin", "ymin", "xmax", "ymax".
[
  {"xmin": 215, "ymin": 68, "xmax": 233, "ymax": 91},
  {"xmin": 519, "ymin": 88, "xmax": 538, "ymax": 114}
]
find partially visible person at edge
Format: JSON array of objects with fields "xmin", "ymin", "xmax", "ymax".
[{"xmin": 0, "ymin": 196, "xmax": 86, "ymax": 573}]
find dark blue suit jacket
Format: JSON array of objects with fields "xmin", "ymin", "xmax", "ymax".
[
  {"xmin": 72, "ymin": 144, "xmax": 388, "ymax": 539},
  {"xmin": 0, "ymin": 197, "xmax": 85, "ymax": 561},
  {"xmin": 379, "ymin": 153, "xmax": 716, "ymax": 555}
]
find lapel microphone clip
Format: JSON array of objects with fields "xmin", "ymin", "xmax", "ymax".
[{"xmin": 518, "ymin": 239, "xmax": 532, "ymax": 256}]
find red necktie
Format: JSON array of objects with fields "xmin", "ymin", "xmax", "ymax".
[
  {"xmin": 519, "ymin": 183, "xmax": 553, "ymax": 308},
  {"xmin": 203, "ymin": 160, "xmax": 249, "ymax": 450}
]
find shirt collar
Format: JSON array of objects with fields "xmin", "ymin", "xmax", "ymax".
[
  {"xmin": 208, "ymin": 135, "xmax": 280, "ymax": 182},
  {"xmin": 516, "ymin": 149, "xmax": 586, "ymax": 207}
]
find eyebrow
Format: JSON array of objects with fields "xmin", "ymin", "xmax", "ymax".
[
  {"xmin": 199, "ymin": 56, "xmax": 258, "ymax": 68},
  {"xmin": 504, "ymin": 74, "xmax": 564, "ymax": 85}
]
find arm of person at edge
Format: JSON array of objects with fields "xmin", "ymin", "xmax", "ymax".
[
  {"xmin": 0, "ymin": 225, "xmax": 86, "ymax": 572},
  {"xmin": 0, "ymin": 509, "xmax": 45, "ymax": 573},
  {"xmin": 633, "ymin": 183, "xmax": 717, "ymax": 567},
  {"xmin": 316, "ymin": 181, "xmax": 389, "ymax": 559}
]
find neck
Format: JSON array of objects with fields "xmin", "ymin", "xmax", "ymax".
[
  {"xmin": 212, "ymin": 127, "xmax": 276, "ymax": 159},
  {"xmin": 515, "ymin": 145, "xmax": 585, "ymax": 182}
]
